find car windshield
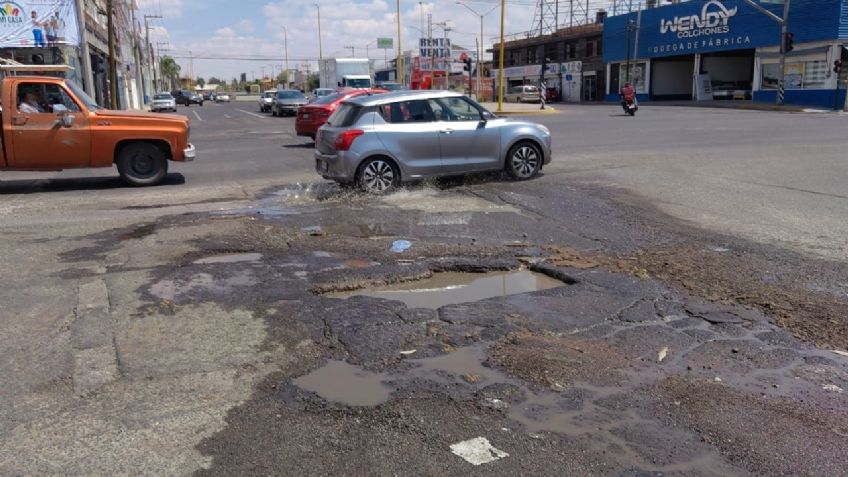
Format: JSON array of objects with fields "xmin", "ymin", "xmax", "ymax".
[
  {"xmin": 154, "ymin": 94, "xmax": 172, "ymax": 100},
  {"xmin": 65, "ymin": 79, "xmax": 101, "ymax": 110},
  {"xmin": 313, "ymin": 93, "xmax": 343, "ymax": 105},
  {"xmin": 345, "ymin": 78, "xmax": 371, "ymax": 88},
  {"xmin": 380, "ymin": 83, "xmax": 404, "ymax": 91},
  {"xmin": 263, "ymin": 92, "xmax": 275, "ymax": 98},
  {"xmin": 278, "ymin": 91, "xmax": 305, "ymax": 99},
  {"xmin": 315, "ymin": 89, "xmax": 333, "ymax": 96}
]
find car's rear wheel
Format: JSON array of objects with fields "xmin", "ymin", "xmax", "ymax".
[
  {"xmin": 505, "ymin": 141, "xmax": 541, "ymax": 180},
  {"xmin": 117, "ymin": 142, "xmax": 168, "ymax": 186},
  {"xmin": 358, "ymin": 157, "xmax": 400, "ymax": 194}
]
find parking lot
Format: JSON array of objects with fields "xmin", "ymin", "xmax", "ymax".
[{"xmin": 2, "ymin": 99, "xmax": 847, "ymax": 475}]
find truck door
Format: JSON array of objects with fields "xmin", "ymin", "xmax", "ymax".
[{"xmin": 9, "ymin": 81, "xmax": 90, "ymax": 168}]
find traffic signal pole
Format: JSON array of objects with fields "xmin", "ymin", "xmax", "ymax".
[{"xmin": 744, "ymin": 0, "xmax": 790, "ymax": 105}]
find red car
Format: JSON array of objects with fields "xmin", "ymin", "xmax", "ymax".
[{"xmin": 295, "ymin": 88, "xmax": 387, "ymax": 140}]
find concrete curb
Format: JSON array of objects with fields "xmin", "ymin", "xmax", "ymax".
[
  {"xmin": 72, "ymin": 279, "xmax": 119, "ymax": 396},
  {"xmin": 493, "ymin": 106, "xmax": 559, "ymax": 116}
]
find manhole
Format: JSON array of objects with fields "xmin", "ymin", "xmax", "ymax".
[
  {"xmin": 293, "ymin": 360, "xmax": 391, "ymax": 406},
  {"xmin": 327, "ymin": 270, "xmax": 566, "ymax": 309}
]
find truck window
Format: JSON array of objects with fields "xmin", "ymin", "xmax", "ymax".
[
  {"xmin": 17, "ymin": 82, "xmax": 81, "ymax": 114},
  {"xmin": 345, "ymin": 78, "xmax": 371, "ymax": 88}
]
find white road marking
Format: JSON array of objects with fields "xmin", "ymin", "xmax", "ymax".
[
  {"xmin": 191, "ymin": 110, "xmax": 202, "ymax": 121},
  {"xmin": 224, "ymin": 114, "xmax": 232, "ymax": 119},
  {"xmin": 239, "ymin": 109, "xmax": 267, "ymax": 119}
]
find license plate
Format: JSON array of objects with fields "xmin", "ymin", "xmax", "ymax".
[{"xmin": 302, "ymin": 113, "xmax": 310, "ymax": 119}]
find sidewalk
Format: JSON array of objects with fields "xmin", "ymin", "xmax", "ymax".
[{"xmin": 480, "ymin": 101, "xmax": 558, "ymax": 115}]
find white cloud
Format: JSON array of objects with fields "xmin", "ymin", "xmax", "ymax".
[
  {"xmin": 213, "ymin": 27, "xmax": 237, "ymax": 38},
  {"xmin": 137, "ymin": 0, "xmax": 184, "ymax": 18},
  {"xmin": 237, "ymin": 19, "xmax": 255, "ymax": 33}
]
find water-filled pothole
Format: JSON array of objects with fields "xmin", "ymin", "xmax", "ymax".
[
  {"xmin": 327, "ymin": 270, "xmax": 566, "ymax": 309},
  {"xmin": 293, "ymin": 360, "xmax": 392, "ymax": 406}
]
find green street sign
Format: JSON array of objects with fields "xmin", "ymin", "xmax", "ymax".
[{"xmin": 377, "ymin": 38, "xmax": 393, "ymax": 49}]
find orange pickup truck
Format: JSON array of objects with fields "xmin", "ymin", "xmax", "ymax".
[{"xmin": 1, "ymin": 67, "xmax": 194, "ymax": 186}]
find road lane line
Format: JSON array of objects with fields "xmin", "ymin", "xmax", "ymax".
[
  {"xmin": 239, "ymin": 109, "xmax": 267, "ymax": 119},
  {"xmin": 191, "ymin": 110, "xmax": 202, "ymax": 121}
]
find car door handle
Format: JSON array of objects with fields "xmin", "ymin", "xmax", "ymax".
[
  {"xmin": 440, "ymin": 128, "xmax": 454, "ymax": 135},
  {"xmin": 11, "ymin": 116, "xmax": 28, "ymax": 126}
]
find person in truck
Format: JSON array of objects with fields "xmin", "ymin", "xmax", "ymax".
[{"xmin": 18, "ymin": 90, "xmax": 46, "ymax": 113}]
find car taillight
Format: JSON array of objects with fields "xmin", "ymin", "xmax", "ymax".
[{"xmin": 334, "ymin": 129, "xmax": 364, "ymax": 151}]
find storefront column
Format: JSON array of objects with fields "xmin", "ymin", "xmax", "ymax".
[{"xmin": 692, "ymin": 54, "xmax": 701, "ymax": 99}]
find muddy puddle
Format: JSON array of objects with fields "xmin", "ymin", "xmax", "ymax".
[
  {"xmin": 193, "ymin": 252, "xmax": 263, "ymax": 264},
  {"xmin": 327, "ymin": 270, "xmax": 566, "ymax": 309},
  {"xmin": 293, "ymin": 360, "xmax": 392, "ymax": 406},
  {"xmin": 150, "ymin": 271, "xmax": 258, "ymax": 301},
  {"xmin": 381, "ymin": 188, "xmax": 519, "ymax": 214}
]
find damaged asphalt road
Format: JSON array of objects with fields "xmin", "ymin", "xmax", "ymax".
[{"xmin": 3, "ymin": 176, "xmax": 846, "ymax": 476}]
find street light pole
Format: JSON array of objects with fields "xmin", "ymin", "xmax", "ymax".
[
  {"xmin": 497, "ymin": 0, "xmax": 505, "ymax": 112},
  {"xmin": 283, "ymin": 26, "xmax": 289, "ymax": 86},
  {"xmin": 457, "ymin": 2, "xmax": 497, "ymax": 100},
  {"xmin": 743, "ymin": 0, "xmax": 791, "ymax": 105}
]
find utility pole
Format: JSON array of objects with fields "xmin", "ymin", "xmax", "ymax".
[
  {"xmin": 142, "ymin": 14, "xmax": 162, "ymax": 105},
  {"xmin": 315, "ymin": 4, "xmax": 323, "ymax": 61},
  {"xmin": 397, "ymin": 0, "xmax": 404, "ymax": 85},
  {"xmin": 457, "ymin": 2, "xmax": 496, "ymax": 100},
  {"xmin": 744, "ymin": 0, "xmax": 790, "ymax": 105},
  {"xmin": 283, "ymin": 26, "xmax": 289, "ymax": 86},
  {"xmin": 155, "ymin": 41, "xmax": 169, "ymax": 90},
  {"xmin": 428, "ymin": 14, "xmax": 434, "ymax": 88},
  {"xmin": 107, "ymin": 0, "xmax": 118, "ymax": 109}
]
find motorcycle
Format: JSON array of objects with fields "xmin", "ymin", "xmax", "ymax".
[{"xmin": 621, "ymin": 98, "xmax": 638, "ymax": 116}]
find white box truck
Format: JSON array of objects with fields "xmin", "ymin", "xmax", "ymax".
[{"xmin": 319, "ymin": 58, "xmax": 373, "ymax": 89}]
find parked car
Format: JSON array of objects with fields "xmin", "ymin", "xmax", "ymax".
[
  {"xmin": 375, "ymin": 82, "xmax": 405, "ymax": 91},
  {"xmin": 272, "ymin": 89, "xmax": 308, "ymax": 116},
  {"xmin": 215, "ymin": 93, "xmax": 231, "ymax": 103},
  {"xmin": 172, "ymin": 90, "xmax": 204, "ymax": 106},
  {"xmin": 202, "ymin": 91, "xmax": 213, "ymax": 100},
  {"xmin": 505, "ymin": 85, "xmax": 541, "ymax": 103},
  {"xmin": 311, "ymin": 88, "xmax": 335, "ymax": 101},
  {"xmin": 259, "ymin": 90, "xmax": 276, "ymax": 112},
  {"xmin": 150, "ymin": 92, "xmax": 176, "ymax": 112},
  {"xmin": 314, "ymin": 90, "xmax": 551, "ymax": 193},
  {"xmin": 296, "ymin": 88, "xmax": 387, "ymax": 140}
]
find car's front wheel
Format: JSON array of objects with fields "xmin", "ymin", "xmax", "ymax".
[
  {"xmin": 117, "ymin": 142, "xmax": 168, "ymax": 186},
  {"xmin": 358, "ymin": 157, "xmax": 400, "ymax": 193},
  {"xmin": 505, "ymin": 142, "xmax": 541, "ymax": 180}
]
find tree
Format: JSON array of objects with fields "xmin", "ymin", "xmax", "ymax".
[
  {"xmin": 159, "ymin": 56, "xmax": 181, "ymax": 90},
  {"xmin": 196, "ymin": 77, "xmax": 206, "ymax": 87},
  {"xmin": 207, "ymin": 76, "xmax": 223, "ymax": 86},
  {"xmin": 275, "ymin": 70, "xmax": 288, "ymax": 86},
  {"xmin": 307, "ymin": 73, "xmax": 319, "ymax": 91}
]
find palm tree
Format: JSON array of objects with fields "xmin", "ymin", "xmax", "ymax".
[{"xmin": 159, "ymin": 56, "xmax": 180, "ymax": 91}]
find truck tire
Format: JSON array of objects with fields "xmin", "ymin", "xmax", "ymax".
[{"xmin": 117, "ymin": 142, "xmax": 168, "ymax": 186}]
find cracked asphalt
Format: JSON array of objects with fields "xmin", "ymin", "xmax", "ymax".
[{"xmin": 1, "ymin": 102, "xmax": 847, "ymax": 476}]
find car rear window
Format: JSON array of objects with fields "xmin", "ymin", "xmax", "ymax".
[
  {"xmin": 326, "ymin": 103, "xmax": 361, "ymax": 127},
  {"xmin": 278, "ymin": 91, "xmax": 305, "ymax": 99},
  {"xmin": 154, "ymin": 94, "xmax": 171, "ymax": 100},
  {"xmin": 313, "ymin": 93, "xmax": 342, "ymax": 105}
]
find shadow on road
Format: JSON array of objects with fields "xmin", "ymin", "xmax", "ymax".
[
  {"xmin": 283, "ymin": 143, "xmax": 314, "ymax": 149},
  {"xmin": 0, "ymin": 173, "xmax": 186, "ymax": 194}
]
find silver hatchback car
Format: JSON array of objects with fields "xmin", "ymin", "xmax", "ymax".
[{"xmin": 314, "ymin": 90, "xmax": 552, "ymax": 193}]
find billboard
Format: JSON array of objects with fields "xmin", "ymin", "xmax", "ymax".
[
  {"xmin": 377, "ymin": 37, "xmax": 392, "ymax": 49},
  {"xmin": 0, "ymin": 0, "xmax": 80, "ymax": 48}
]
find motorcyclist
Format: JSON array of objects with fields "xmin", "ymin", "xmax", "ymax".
[{"xmin": 620, "ymin": 82, "xmax": 636, "ymax": 105}]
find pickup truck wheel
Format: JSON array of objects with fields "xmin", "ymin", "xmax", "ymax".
[{"xmin": 117, "ymin": 143, "xmax": 168, "ymax": 186}]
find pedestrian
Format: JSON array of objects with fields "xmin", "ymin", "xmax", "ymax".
[{"xmin": 31, "ymin": 11, "xmax": 46, "ymax": 48}]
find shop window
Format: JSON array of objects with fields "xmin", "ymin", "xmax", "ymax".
[
  {"xmin": 610, "ymin": 62, "xmax": 647, "ymax": 94},
  {"xmin": 528, "ymin": 48, "xmax": 537, "ymax": 64},
  {"xmin": 586, "ymin": 41, "xmax": 594, "ymax": 58},
  {"xmin": 761, "ymin": 60, "xmax": 828, "ymax": 90},
  {"xmin": 509, "ymin": 51, "xmax": 520, "ymax": 66},
  {"xmin": 566, "ymin": 43, "xmax": 576, "ymax": 60}
]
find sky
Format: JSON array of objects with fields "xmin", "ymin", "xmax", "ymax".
[{"xmin": 137, "ymin": 0, "xmax": 607, "ymax": 82}]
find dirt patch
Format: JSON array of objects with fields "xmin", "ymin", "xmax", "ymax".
[
  {"xmin": 641, "ymin": 375, "xmax": 848, "ymax": 477},
  {"xmin": 487, "ymin": 331, "xmax": 629, "ymax": 389},
  {"xmin": 545, "ymin": 244, "xmax": 848, "ymax": 350}
]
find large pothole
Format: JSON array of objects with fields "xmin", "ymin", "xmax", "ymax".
[{"xmin": 325, "ymin": 269, "xmax": 567, "ymax": 309}]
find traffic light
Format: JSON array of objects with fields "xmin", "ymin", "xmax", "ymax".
[
  {"xmin": 463, "ymin": 57, "xmax": 472, "ymax": 72},
  {"xmin": 835, "ymin": 60, "xmax": 843, "ymax": 74},
  {"xmin": 783, "ymin": 32, "xmax": 794, "ymax": 53}
]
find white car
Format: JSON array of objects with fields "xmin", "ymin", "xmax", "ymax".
[
  {"xmin": 215, "ymin": 93, "xmax": 231, "ymax": 103},
  {"xmin": 259, "ymin": 90, "xmax": 276, "ymax": 112},
  {"xmin": 150, "ymin": 92, "xmax": 176, "ymax": 112}
]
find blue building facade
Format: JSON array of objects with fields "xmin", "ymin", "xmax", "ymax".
[{"xmin": 602, "ymin": 0, "xmax": 848, "ymax": 107}]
